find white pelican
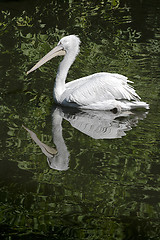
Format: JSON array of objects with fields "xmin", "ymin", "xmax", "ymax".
[{"xmin": 27, "ymin": 35, "xmax": 149, "ymax": 111}]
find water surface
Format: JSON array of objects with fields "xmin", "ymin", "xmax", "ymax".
[{"xmin": 0, "ymin": 0, "xmax": 160, "ymax": 239}]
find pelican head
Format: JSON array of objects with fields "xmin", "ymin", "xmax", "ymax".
[
  {"xmin": 27, "ymin": 35, "xmax": 81, "ymax": 75},
  {"xmin": 58, "ymin": 35, "xmax": 80, "ymax": 54}
]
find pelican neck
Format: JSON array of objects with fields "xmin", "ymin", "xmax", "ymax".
[{"xmin": 53, "ymin": 51, "xmax": 76, "ymax": 103}]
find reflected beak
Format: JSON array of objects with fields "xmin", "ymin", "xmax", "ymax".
[{"xmin": 27, "ymin": 44, "xmax": 66, "ymax": 75}]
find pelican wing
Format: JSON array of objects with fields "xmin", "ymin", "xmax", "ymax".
[{"xmin": 66, "ymin": 73, "xmax": 140, "ymax": 106}]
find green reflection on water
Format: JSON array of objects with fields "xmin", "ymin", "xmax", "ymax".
[{"xmin": 0, "ymin": 0, "xmax": 160, "ymax": 239}]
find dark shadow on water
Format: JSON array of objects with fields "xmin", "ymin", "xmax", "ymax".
[{"xmin": 0, "ymin": 217, "xmax": 154, "ymax": 240}]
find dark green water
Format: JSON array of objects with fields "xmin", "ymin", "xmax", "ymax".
[{"xmin": 0, "ymin": 0, "xmax": 160, "ymax": 239}]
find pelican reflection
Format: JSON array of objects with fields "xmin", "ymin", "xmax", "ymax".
[{"xmin": 23, "ymin": 106, "xmax": 147, "ymax": 171}]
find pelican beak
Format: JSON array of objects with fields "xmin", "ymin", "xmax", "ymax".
[{"xmin": 27, "ymin": 44, "xmax": 66, "ymax": 75}]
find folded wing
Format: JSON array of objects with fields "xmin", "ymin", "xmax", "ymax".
[{"xmin": 65, "ymin": 73, "xmax": 140, "ymax": 106}]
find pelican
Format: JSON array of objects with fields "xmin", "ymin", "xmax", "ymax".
[{"xmin": 27, "ymin": 35, "xmax": 149, "ymax": 111}]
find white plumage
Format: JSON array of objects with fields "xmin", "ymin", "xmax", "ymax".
[{"xmin": 27, "ymin": 35, "xmax": 149, "ymax": 111}]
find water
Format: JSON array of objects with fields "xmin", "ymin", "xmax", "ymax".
[{"xmin": 0, "ymin": 0, "xmax": 160, "ymax": 239}]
